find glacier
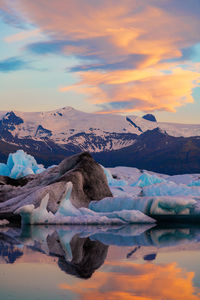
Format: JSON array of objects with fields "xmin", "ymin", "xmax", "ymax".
[
  {"xmin": 0, "ymin": 150, "xmax": 45, "ymax": 179},
  {"xmin": 1, "ymin": 150, "xmax": 200, "ymax": 224}
]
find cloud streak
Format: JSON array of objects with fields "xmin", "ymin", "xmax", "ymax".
[
  {"xmin": 0, "ymin": 57, "xmax": 28, "ymax": 72},
  {"xmin": 4, "ymin": 28, "xmax": 41, "ymax": 43}
]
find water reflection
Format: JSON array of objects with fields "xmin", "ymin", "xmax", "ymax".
[
  {"xmin": 0, "ymin": 224, "xmax": 200, "ymax": 299},
  {"xmin": 59, "ymin": 261, "xmax": 200, "ymax": 300}
]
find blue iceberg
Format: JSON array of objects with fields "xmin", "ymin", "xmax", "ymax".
[
  {"xmin": 102, "ymin": 166, "xmax": 127, "ymax": 187},
  {"xmin": 0, "ymin": 150, "xmax": 45, "ymax": 179},
  {"xmin": 131, "ymin": 172, "xmax": 165, "ymax": 187}
]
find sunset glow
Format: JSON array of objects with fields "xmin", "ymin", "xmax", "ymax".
[{"xmin": 0, "ymin": 0, "xmax": 200, "ymax": 122}]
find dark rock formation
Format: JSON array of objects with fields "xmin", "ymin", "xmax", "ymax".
[
  {"xmin": 0, "ymin": 152, "xmax": 112, "ymax": 222},
  {"xmin": 142, "ymin": 114, "xmax": 157, "ymax": 122},
  {"xmin": 0, "ymin": 175, "xmax": 31, "ymax": 187},
  {"xmin": 93, "ymin": 128, "xmax": 200, "ymax": 175}
]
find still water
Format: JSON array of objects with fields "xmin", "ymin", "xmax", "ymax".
[{"xmin": 0, "ymin": 224, "xmax": 200, "ymax": 300}]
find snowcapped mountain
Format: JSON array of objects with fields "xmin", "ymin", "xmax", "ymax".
[
  {"xmin": 0, "ymin": 106, "xmax": 200, "ymax": 174},
  {"xmin": 1, "ymin": 106, "xmax": 200, "ymax": 143}
]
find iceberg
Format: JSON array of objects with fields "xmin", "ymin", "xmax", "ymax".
[
  {"xmin": 102, "ymin": 166, "xmax": 127, "ymax": 187},
  {"xmin": 131, "ymin": 172, "xmax": 165, "ymax": 187},
  {"xmin": 2, "ymin": 150, "xmax": 200, "ymax": 224},
  {"xmin": 0, "ymin": 163, "xmax": 10, "ymax": 177},
  {"xmin": 188, "ymin": 180, "xmax": 200, "ymax": 187},
  {"xmin": 0, "ymin": 150, "xmax": 45, "ymax": 179},
  {"xmin": 15, "ymin": 182, "xmax": 155, "ymax": 225},
  {"xmin": 89, "ymin": 196, "xmax": 196, "ymax": 216},
  {"xmin": 143, "ymin": 181, "xmax": 200, "ymax": 197}
]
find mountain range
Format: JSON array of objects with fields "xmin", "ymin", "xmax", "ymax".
[{"xmin": 0, "ymin": 106, "xmax": 200, "ymax": 175}]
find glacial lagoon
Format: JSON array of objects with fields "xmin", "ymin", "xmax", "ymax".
[{"xmin": 0, "ymin": 224, "xmax": 200, "ymax": 300}]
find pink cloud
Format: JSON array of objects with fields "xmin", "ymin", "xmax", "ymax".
[{"xmin": 3, "ymin": 0, "xmax": 200, "ymax": 113}]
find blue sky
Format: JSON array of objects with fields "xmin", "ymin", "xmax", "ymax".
[{"xmin": 0, "ymin": 0, "xmax": 200, "ymax": 123}]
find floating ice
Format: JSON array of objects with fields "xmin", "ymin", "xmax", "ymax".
[
  {"xmin": 0, "ymin": 163, "xmax": 10, "ymax": 177},
  {"xmin": 188, "ymin": 180, "xmax": 200, "ymax": 187},
  {"xmin": 102, "ymin": 166, "xmax": 127, "ymax": 187},
  {"xmin": 131, "ymin": 172, "xmax": 165, "ymax": 187},
  {"xmin": 143, "ymin": 181, "xmax": 200, "ymax": 197},
  {"xmin": 0, "ymin": 150, "xmax": 45, "ymax": 179},
  {"xmin": 89, "ymin": 196, "xmax": 196, "ymax": 216},
  {"xmin": 15, "ymin": 182, "xmax": 155, "ymax": 225},
  {"xmin": 2, "ymin": 150, "xmax": 200, "ymax": 224}
]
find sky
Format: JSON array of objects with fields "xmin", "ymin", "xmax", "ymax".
[{"xmin": 0, "ymin": 0, "xmax": 200, "ymax": 123}]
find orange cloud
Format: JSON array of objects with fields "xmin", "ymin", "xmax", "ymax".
[
  {"xmin": 59, "ymin": 261, "xmax": 200, "ymax": 300},
  {"xmin": 60, "ymin": 66, "xmax": 200, "ymax": 113},
  {"xmin": 6, "ymin": 0, "xmax": 200, "ymax": 113}
]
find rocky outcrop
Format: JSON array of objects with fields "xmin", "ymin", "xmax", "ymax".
[
  {"xmin": 142, "ymin": 114, "xmax": 157, "ymax": 122},
  {"xmin": 0, "ymin": 152, "xmax": 112, "ymax": 222}
]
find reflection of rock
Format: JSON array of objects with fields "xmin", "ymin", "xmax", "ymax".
[
  {"xmin": 59, "ymin": 237, "xmax": 108, "ymax": 279},
  {"xmin": 143, "ymin": 253, "xmax": 157, "ymax": 261},
  {"xmin": 1, "ymin": 224, "xmax": 200, "ymax": 280},
  {"xmin": 0, "ymin": 233, "xmax": 23, "ymax": 264},
  {"xmin": 0, "ymin": 152, "xmax": 112, "ymax": 222},
  {"xmin": 47, "ymin": 232, "xmax": 108, "ymax": 279}
]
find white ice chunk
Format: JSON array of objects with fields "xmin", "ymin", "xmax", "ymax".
[{"xmin": 15, "ymin": 193, "xmax": 54, "ymax": 224}]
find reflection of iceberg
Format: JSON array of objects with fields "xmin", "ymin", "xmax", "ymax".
[
  {"xmin": 2, "ymin": 224, "xmax": 200, "ymax": 252},
  {"xmin": 1, "ymin": 224, "xmax": 200, "ymax": 279}
]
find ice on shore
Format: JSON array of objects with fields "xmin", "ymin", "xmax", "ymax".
[{"xmin": 0, "ymin": 150, "xmax": 45, "ymax": 179}]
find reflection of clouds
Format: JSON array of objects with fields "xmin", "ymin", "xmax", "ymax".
[{"xmin": 59, "ymin": 261, "xmax": 200, "ymax": 300}]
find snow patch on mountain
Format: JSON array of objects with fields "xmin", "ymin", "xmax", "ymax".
[{"xmin": 1, "ymin": 107, "xmax": 200, "ymax": 156}]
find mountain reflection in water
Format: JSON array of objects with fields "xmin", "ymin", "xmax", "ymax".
[{"xmin": 0, "ymin": 224, "xmax": 200, "ymax": 299}]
